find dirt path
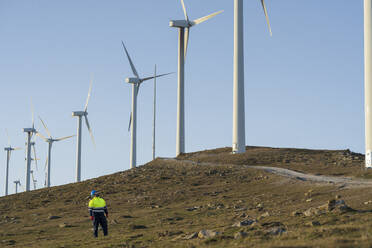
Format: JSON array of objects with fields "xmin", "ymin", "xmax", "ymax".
[{"xmin": 161, "ymin": 158, "xmax": 372, "ymax": 188}]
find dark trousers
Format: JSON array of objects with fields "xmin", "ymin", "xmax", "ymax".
[{"xmin": 93, "ymin": 212, "xmax": 108, "ymax": 237}]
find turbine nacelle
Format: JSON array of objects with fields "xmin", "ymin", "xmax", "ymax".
[
  {"xmin": 72, "ymin": 111, "xmax": 87, "ymax": 117},
  {"xmin": 169, "ymin": 20, "xmax": 192, "ymax": 28},
  {"xmin": 23, "ymin": 128, "xmax": 36, "ymax": 133},
  {"xmin": 126, "ymin": 77, "xmax": 141, "ymax": 85}
]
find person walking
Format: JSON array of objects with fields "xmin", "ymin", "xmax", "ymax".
[{"xmin": 88, "ymin": 190, "xmax": 108, "ymax": 238}]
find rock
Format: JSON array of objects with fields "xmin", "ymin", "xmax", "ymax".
[
  {"xmin": 2, "ymin": 240, "xmax": 16, "ymax": 245},
  {"xmin": 130, "ymin": 224, "xmax": 147, "ymax": 230},
  {"xmin": 258, "ymin": 212, "xmax": 270, "ymax": 220},
  {"xmin": 364, "ymin": 200, "xmax": 372, "ymax": 205},
  {"xmin": 306, "ymin": 198, "xmax": 313, "ymax": 202},
  {"xmin": 198, "ymin": 230, "xmax": 219, "ymax": 239},
  {"xmin": 291, "ymin": 211, "xmax": 302, "ymax": 217},
  {"xmin": 335, "ymin": 195, "xmax": 342, "ymax": 199},
  {"xmin": 234, "ymin": 231, "xmax": 248, "ymax": 239},
  {"xmin": 59, "ymin": 223, "xmax": 71, "ymax": 228},
  {"xmin": 232, "ymin": 219, "xmax": 257, "ymax": 227},
  {"xmin": 184, "ymin": 232, "xmax": 198, "ymax": 240},
  {"xmin": 306, "ymin": 221, "xmax": 321, "ymax": 227},
  {"xmin": 48, "ymin": 215, "xmax": 61, "ymax": 220},
  {"xmin": 303, "ymin": 207, "xmax": 322, "ymax": 217},
  {"xmin": 266, "ymin": 227, "xmax": 286, "ymax": 235}
]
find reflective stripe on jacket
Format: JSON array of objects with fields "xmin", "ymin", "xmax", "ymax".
[{"xmin": 89, "ymin": 197, "xmax": 108, "ymax": 216}]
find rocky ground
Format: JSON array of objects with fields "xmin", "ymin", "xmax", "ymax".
[{"xmin": 1, "ymin": 146, "xmax": 372, "ymax": 247}]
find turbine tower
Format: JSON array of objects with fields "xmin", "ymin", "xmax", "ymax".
[
  {"xmin": 232, "ymin": 0, "xmax": 272, "ymax": 154},
  {"xmin": 13, "ymin": 180, "xmax": 21, "ymax": 194},
  {"xmin": 23, "ymin": 100, "xmax": 37, "ymax": 191},
  {"xmin": 4, "ymin": 130, "xmax": 21, "ymax": 196},
  {"xmin": 30, "ymin": 170, "xmax": 37, "ymax": 190},
  {"xmin": 72, "ymin": 80, "xmax": 95, "ymax": 182},
  {"xmin": 365, "ymin": 0, "xmax": 372, "ymax": 167},
  {"xmin": 170, "ymin": 0, "xmax": 223, "ymax": 156},
  {"xmin": 37, "ymin": 116, "xmax": 74, "ymax": 187},
  {"xmin": 121, "ymin": 42, "xmax": 172, "ymax": 169},
  {"xmin": 153, "ymin": 65, "xmax": 157, "ymax": 160}
]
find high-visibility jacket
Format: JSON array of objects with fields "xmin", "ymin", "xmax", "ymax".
[{"xmin": 89, "ymin": 197, "xmax": 108, "ymax": 216}]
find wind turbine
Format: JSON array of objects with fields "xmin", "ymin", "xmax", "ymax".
[
  {"xmin": 232, "ymin": 0, "xmax": 272, "ymax": 154},
  {"xmin": 4, "ymin": 130, "xmax": 21, "ymax": 196},
  {"xmin": 121, "ymin": 42, "xmax": 172, "ymax": 169},
  {"xmin": 170, "ymin": 0, "xmax": 223, "ymax": 156},
  {"xmin": 365, "ymin": 0, "xmax": 372, "ymax": 168},
  {"xmin": 23, "ymin": 99, "xmax": 37, "ymax": 191},
  {"xmin": 72, "ymin": 80, "xmax": 95, "ymax": 182},
  {"xmin": 37, "ymin": 116, "xmax": 74, "ymax": 187},
  {"xmin": 13, "ymin": 180, "xmax": 21, "ymax": 194}
]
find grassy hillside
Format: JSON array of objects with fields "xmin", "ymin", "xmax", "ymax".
[{"xmin": 1, "ymin": 146, "xmax": 372, "ymax": 247}]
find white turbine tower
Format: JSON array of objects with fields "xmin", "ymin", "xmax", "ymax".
[
  {"xmin": 23, "ymin": 100, "xmax": 37, "ymax": 191},
  {"xmin": 232, "ymin": 0, "xmax": 272, "ymax": 154},
  {"xmin": 170, "ymin": 0, "xmax": 223, "ymax": 156},
  {"xmin": 153, "ymin": 65, "xmax": 157, "ymax": 160},
  {"xmin": 4, "ymin": 130, "xmax": 21, "ymax": 196},
  {"xmin": 365, "ymin": 0, "xmax": 372, "ymax": 167},
  {"xmin": 72, "ymin": 80, "xmax": 95, "ymax": 182},
  {"xmin": 13, "ymin": 180, "xmax": 21, "ymax": 194},
  {"xmin": 121, "ymin": 42, "xmax": 172, "ymax": 169},
  {"xmin": 37, "ymin": 116, "xmax": 74, "ymax": 187}
]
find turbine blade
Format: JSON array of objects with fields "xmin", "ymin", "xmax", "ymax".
[
  {"xmin": 55, "ymin": 135, "xmax": 75, "ymax": 142},
  {"xmin": 8, "ymin": 150, "xmax": 11, "ymax": 161},
  {"xmin": 38, "ymin": 116, "xmax": 52, "ymax": 138},
  {"xmin": 5, "ymin": 128, "xmax": 10, "ymax": 146},
  {"xmin": 261, "ymin": 0, "xmax": 272, "ymax": 36},
  {"xmin": 121, "ymin": 41, "xmax": 139, "ymax": 78},
  {"xmin": 84, "ymin": 116, "xmax": 96, "ymax": 147},
  {"xmin": 32, "ymin": 144, "xmax": 38, "ymax": 171},
  {"xmin": 184, "ymin": 27, "xmax": 190, "ymax": 58},
  {"xmin": 30, "ymin": 97, "xmax": 35, "ymax": 129},
  {"xmin": 36, "ymin": 132, "xmax": 48, "ymax": 142},
  {"xmin": 84, "ymin": 78, "xmax": 93, "ymax": 112},
  {"xmin": 181, "ymin": 0, "xmax": 189, "ymax": 22},
  {"xmin": 44, "ymin": 154, "xmax": 48, "ymax": 171},
  {"xmin": 13, "ymin": 147, "xmax": 22, "ymax": 151},
  {"xmin": 128, "ymin": 112, "xmax": 132, "ymax": 132},
  {"xmin": 135, "ymin": 84, "xmax": 141, "ymax": 97},
  {"xmin": 192, "ymin": 10, "xmax": 223, "ymax": 26},
  {"xmin": 141, "ymin": 72, "xmax": 174, "ymax": 82}
]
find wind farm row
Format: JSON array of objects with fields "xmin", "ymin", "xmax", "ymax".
[{"xmin": 3, "ymin": 0, "xmax": 372, "ymax": 197}]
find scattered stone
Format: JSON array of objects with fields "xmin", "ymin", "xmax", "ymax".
[
  {"xmin": 266, "ymin": 227, "xmax": 286, "ymax": 235},
  {"xmin": 48, "ymin": 215, "xmax": 61, "ymax": 220},
  {"xmin": 130, "ymin": 224, "xmax": 147, "ymax": 230},
  {"xmin": 306, "ymin": 221, "xmax": 321, "ymax": 227},
  {"xmin": 234, "ymin": 231, "xmax": 248, "ymax": 239},
  {"xmin": 232, "ymin": 219, "xmax": 257, "ymax": 227},
  {"xmin": 2, "ymin": 240, "xmax": 16, "ymax": 245},
  {"xmin": 303, "ymin": 207, "xmax": 322, "ymax": 217},
  {"xmin": 184, "ymin": 232, "xmax": 198, "ymax": 240},
  {"xmin": 258, "ymin": 212, "xmax": 270, "ymax": 219},
  {"xmin": 335, "ymin": 195, "xmax": 342, "ymax": 199},
  {"xmin": 239, "ymin": 213, "xmax": 247, "ymax": 218},
  {"xmin": 59, "ymin": 223, "xmax": 71, "ymax": 228},
  {"xmin": 186, "ymin": 206, "xmax": 201, "ymax": 211},
  {"xmin": 306, "ymin": 198, "xmax": 313, "ymax": 202},
  {"xmin": 291, "ymin": 211, "xmax": 302, "ymax": 217},
  {"xmin": 364, "ymin": 200, "xmax": 372, "ymax": 205},
  {"xmin": 198, "ymin": 230, "xmax": 220, "ymax": 239},
  {"xmin": 129, "ymin": 234, "xmax": 143, "ymax": 239}
]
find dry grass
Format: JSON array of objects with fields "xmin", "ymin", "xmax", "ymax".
[{"xmin": 1, "ymin": 146, "xmax": 372, "ymax": 247}]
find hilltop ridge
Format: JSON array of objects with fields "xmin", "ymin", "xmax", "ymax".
[{"xmin": 1, "ymin": 146, "xmax": 372, "ymax": 247}]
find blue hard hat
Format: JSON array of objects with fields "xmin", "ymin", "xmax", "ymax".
[{"xmin": 90, "ymin": 190, "xmax": 96, "ymax": 196}]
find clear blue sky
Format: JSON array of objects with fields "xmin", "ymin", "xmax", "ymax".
[{"xmin": 0, "ymin": 0, "xmax": 364, "ymax": 195}]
